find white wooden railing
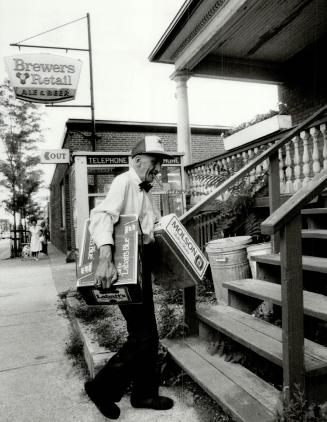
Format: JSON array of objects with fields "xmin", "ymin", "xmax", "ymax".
[{"xmin": 186, "ymin": 120, "xmax": 327, "ymax": 204}]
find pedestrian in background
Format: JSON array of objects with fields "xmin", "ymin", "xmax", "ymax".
[
  {"xmin": 29, "ymin": 218, "xmax": 42, "ymax": 261},
  {"xmin": 40, "ymin": 221, "xmax": 48, "ymax": 255}
]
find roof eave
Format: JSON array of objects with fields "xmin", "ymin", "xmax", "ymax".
[{"xmin": 148, "ymin": 0, "xmax": 199, "ymax": 63}]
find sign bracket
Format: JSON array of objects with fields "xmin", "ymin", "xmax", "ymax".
[{"xmin": 10, "ymin": 44, "xmax": 89, "ymax": 52}]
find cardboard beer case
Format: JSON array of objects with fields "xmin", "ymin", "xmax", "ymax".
[
  {"xmin": 76, "ymin": 215, "xmax": 142, "ymax": 305},
  {"xmin": 153, "ymin": 214, "xmax": 209, "ymax": 289}
]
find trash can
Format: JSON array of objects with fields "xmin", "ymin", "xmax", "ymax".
[
  {"xmin": 246, "ymin": 242, "xmax": 272, "ymax": 279},
  {"xmin": 206, "ymin": 236, "xmax": 252, "ymax": 303}
]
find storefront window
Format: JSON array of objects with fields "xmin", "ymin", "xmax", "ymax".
[
  {"xmin": 86, "ymin": 155, "xmax": 184, "ymax": 216},
  {"xmin": 87, "ymin": 166, "xmax": 128, "ymax": 211},
  {"xmin": 151, "ymin": 166, "xmax": 183, "ymax": 216}
]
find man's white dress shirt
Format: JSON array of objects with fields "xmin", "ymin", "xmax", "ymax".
[{"xmin": 89, "ymin": 167, "xmax": 160, "ymax": 247}]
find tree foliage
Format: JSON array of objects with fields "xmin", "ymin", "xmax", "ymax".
[{"xmin": 0, "ymin": 80, "xmax": 44, "ymax": 219}]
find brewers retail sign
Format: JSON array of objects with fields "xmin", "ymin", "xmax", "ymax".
[
  {"xmin": 4, "ymin": 54, "xmax": 82, "ymax": 103},
  {"xmin": 40, "ymin": 149, "xmax": 70, "ymax": 164}
]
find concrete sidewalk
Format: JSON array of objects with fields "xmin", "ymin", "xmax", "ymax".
[{"xmin": 0, "ymin": 245, "xmax": 200, "ymax": 422}]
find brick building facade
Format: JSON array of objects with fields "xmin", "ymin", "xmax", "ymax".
[
  {"xmin": 278, "ymin": 35, "xmax": 327, "ymax": 125},
  {"xmin": 50, "ymin": 119, "xmax": 228, "ymax": 257}
]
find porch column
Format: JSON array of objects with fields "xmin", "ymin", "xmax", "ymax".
[{"xmin": 173, "ymin": 71, "xmax": 192, "ymax": 166}]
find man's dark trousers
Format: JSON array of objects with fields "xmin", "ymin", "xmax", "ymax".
[{"xmin": 90, "ymin": 245, "xmax": 159, "ymax": 401}]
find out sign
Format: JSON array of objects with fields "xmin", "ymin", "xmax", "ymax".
[{"xmin": 40, "ymin": 149, "xmax": 70, "ymax": 164}]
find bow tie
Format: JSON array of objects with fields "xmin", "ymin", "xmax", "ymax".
[{"xmin": 139, "ymin": 181, "xmax": 153, "ymax": 192}]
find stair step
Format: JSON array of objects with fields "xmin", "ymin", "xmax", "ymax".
[
  {"xmin": 302, "ymin": 229, "xmax": 327, "ymax": 239},
  {"xmin": 161, "ymin": 336, "xmax": 279, "ymax": 422},
  {"xmin": 223, "ymin": 279, "xmax": 327, "ymax": 321},
  {"xmin": 253, "ymin": 253, "xmax": 327, "ymax": 273},
  {"xmin": 196, "ymin": 305, "xmax": 327, "ymax": 377},
  {"xmin": 302, "ymin": 208, "xmax": 327, "ymax": 215}
]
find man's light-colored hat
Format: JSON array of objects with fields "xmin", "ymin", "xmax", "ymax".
[{"xmin": 131, "ymin": 136, "xmax": 173, "ymax": 158}]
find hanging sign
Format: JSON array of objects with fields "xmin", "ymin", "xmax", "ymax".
[
  {"xmin": 85, "ymin": 155, "xmax": 181, "ymax": 166},
  {"xmin": 40, "ymin": 149, "xmax": 70, "ymax": 164},
  {"xmin": 4, "ymin": 54, "xmax": 82, "ymax": 103}
]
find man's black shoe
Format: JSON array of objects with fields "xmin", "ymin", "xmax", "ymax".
[
  {"xmin": 84, "ymin": 381, "xmax": 120, "ymax": 419},
  {"xmin": 131, "ymin": 395, "xmax": 174, "ymax": 410}
]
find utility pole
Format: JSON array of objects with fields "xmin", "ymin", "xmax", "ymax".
[{"xmin": 87, "ymin": 13, "xmax": 96, "ymax": 151}]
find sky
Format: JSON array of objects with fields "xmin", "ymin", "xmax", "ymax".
[{"xmin": 0, "ymin": 0, "xmax": 279, "ymax": 219}]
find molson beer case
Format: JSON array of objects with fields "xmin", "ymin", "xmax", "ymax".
[
  {"xmin": 153, "ymin": 214, "xmax": 209, "ymax": 289},
  {"xmin": 76, "ymin": 215, "xmax": 142, "ymax": 305}
]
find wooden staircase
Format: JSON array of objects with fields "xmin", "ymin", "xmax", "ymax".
[
  {"xmin": 163, "ymin": 203, "xmax": 327, "ymax": 422},
  {"xmin": 161, "ymin": 106, "xmax": 327, "ymax": 421}
]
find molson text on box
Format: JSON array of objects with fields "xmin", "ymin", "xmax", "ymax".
[
  {"xmin": 76, "ymin": 215, "xmax": 142, "ymax": 305},
  {"xmin": 153, "ymin": 214, "xmax": 209, "ymax": 289}
]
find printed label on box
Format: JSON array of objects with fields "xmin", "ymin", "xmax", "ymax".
[
  {"xmin": 77, "ymin": 215, "xmax": 139, "ymax": 287},
  {"xmin": 92, "ymin": 287, "xmax": 131, "ymax": 304},
  {"xmin": 154, "ymin": 214, "xmax": 208, "ymax": 280}
]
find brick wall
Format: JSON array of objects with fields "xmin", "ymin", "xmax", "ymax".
[
  {"xmin": 50, "ymin": 163, "xmax": 70, "ymax": 253},
  {"xmin": 279, "ymin": 36, "xmax": 327, "ymax": 125},
  {"xmin": 191, "ymin": 134, "xmax": 225, "ymax": 162},
  {"xmin": 64, "ymin": 128, "xmax": 224, "ymax": 163}
]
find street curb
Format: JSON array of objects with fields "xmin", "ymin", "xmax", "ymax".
[{"xmin": 64, "ymin": 296, "xmax": 113, "ymax": 378}]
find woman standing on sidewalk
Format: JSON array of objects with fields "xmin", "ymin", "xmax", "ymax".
[{"xmin": 29, "ymin": 218, "xmax": 42, "ymax": 261}]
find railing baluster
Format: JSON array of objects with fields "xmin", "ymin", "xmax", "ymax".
[
  {"xmin": 248, "ymin": 149, "xmax": 256, "ymax": 183},
  {"xmin": 310, "ymin": 127, "xmax": 321, "ymax": 177},
  {"xmin": 222, "ymin": 158, "xmax": 227, "ymax": 171},
  {"xmin": 231, "ymin": 155, "xmax": 236, "ymax": 172},
  {"xmin": 279, "ymin": 147, "xmax": 286, "ymax": 194},
  {"xmin": 226, "ymin": 156, "xmax": 231, "ymax": 172},
  {"xmin": 242, "ymin": 151, "xmax": 250, "ymax": 185},
  {"xmin": 254, "ymin": 147, "xmax": 263, "ymax": 180},
  {"xmin": 284, "ymin": 142, "xmax": 294, "ymax": 194},
  {"xmin": 321, "ymin": 123, "xmax": 327, "ymax": 169},
  {"xmin": 242, "ymin": 150, "xmax": 248, "ymax": 164},
  {"xmin": 292, "ymin": 136, "xmax": 302, "ymax": 192},
  {"xmin": 301, "ymin": 130, "xmax": 311, "ymax": 185}
]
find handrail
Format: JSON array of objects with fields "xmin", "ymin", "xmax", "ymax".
[
  {"xmin": 180, "ymin": 104, "xmax": 327, "ymax": 225},
  {"xmin": 261, "ymin": 169, "xmax": 327, "ymax": 235}
]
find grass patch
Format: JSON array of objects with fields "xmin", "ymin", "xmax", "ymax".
[
  {"xmin": 73, "ymin": 301, "xmax": 110, "ymax": 323},
  {"xmin": 64, "ymin": 329, "xmax": 88, "ymax": 377},
  {"xmin": 56, "ymin": 298, "xmax": 67, "ymax": 313},
  {"xmin": 275, "ymin": 385, "xmax": 327, "ymax": 422},
  {"xmin": 92, "ymin": 318, "xmax": 127, "ymax": 352}
]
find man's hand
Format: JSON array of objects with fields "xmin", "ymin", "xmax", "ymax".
[{"xmin": 95, "ymin": 245, "xmax": 118, "ymax": 289}]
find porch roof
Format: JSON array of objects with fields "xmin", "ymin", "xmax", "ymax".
[{"xmin": 149, "ymin": 0, "xmax": 327, "ymax": 84}]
